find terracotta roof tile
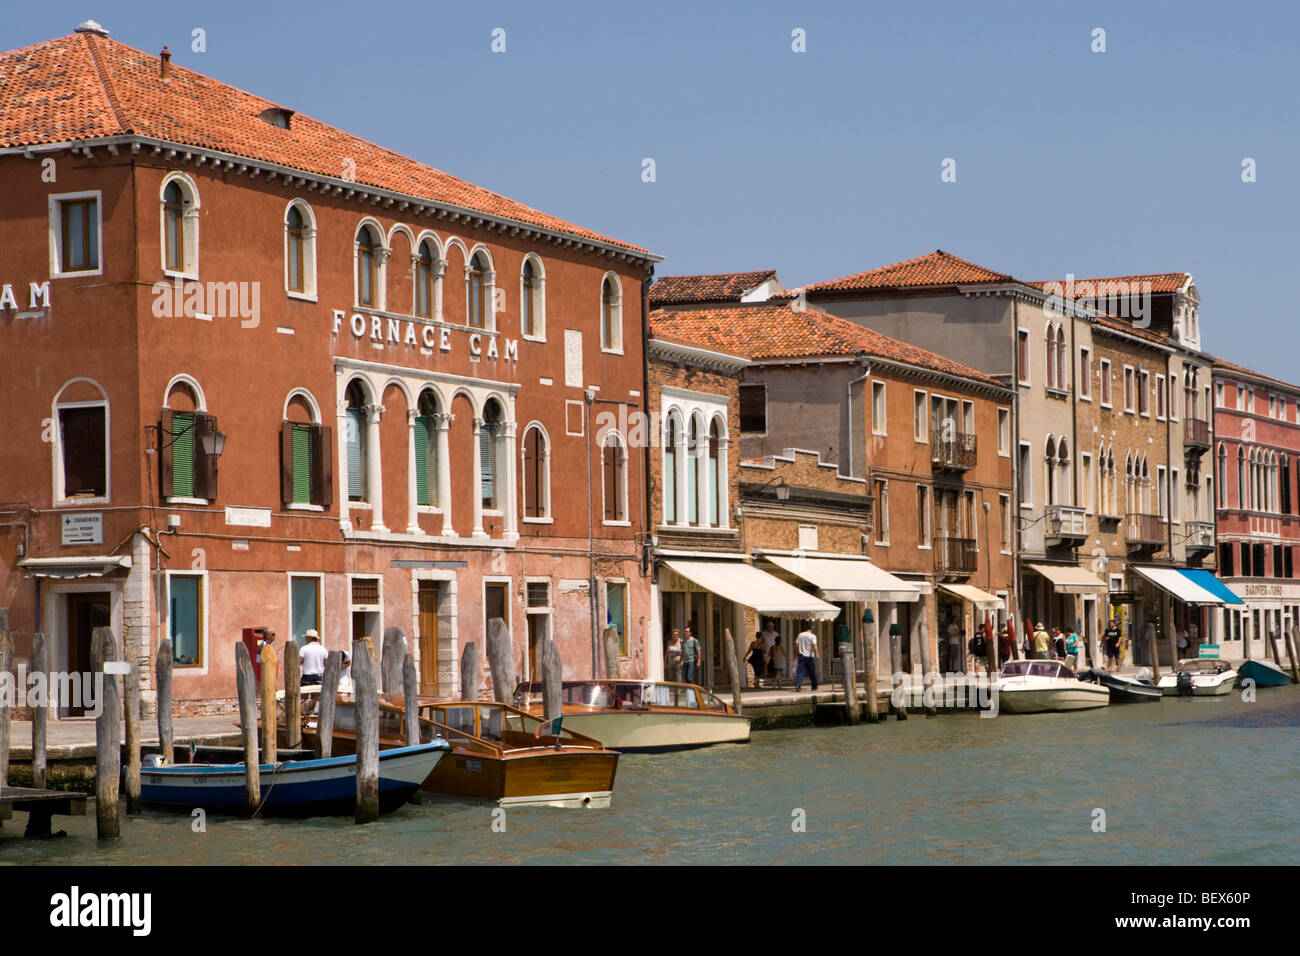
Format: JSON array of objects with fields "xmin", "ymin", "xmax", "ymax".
[
  {"xmin": 803, "ymin": 250, "xmax": 1013, "ymax": 294},
  {"xmin": 1210, "ymin": 355, "xmax": 1300, "ymax": 395},
  {"xmin": 649, "ymin": 305, "xmax": 1003, "ymax": 388},
  {"xmin": 649, "ymin": 270, "xmax": 779, "ymax": 305},
  {"xmin": 0, "ymin": 32, "xmax": 647, "ymax": 253},
  {"xmin": 1031, "ymin": 273, "xmax": 1190, "ymax": 295}
]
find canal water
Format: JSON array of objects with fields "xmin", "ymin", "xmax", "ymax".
[{"xmin": 5, "ymin": 688, "xmax": 1299, "ymax": 865}]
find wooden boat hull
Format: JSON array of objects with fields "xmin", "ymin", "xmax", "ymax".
[
  {"xmin": 1239, "ymin": 659, "xmax": 1293, "ymax": 688},
  {"xmin": 423, "ymin": 748, "xmax": 619, "ymax": 808},
  {"xmin": 554, "ymin": 710, "xmax": 752, "ymax": 752},
  {"xmin": 139, "ymin": 743, "xmax": 448, "ymax": 815}
]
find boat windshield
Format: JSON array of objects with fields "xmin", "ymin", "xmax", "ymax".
[
  {"xmin": 565, "ymin": 683, "xmax": 618, "ymax": 707},
  {"xmin": 479, "ymin": 706, "xmax": 504, "ymax": 741},
  {"xmin": 644, "ymin": 683, "xmax": 699, "ymax": 709},
  {"xmin": 999, "ymin": 661, "xmax": 1032, "ymax": 677},
  {"xmin": 1029, "ymin": 662, "xmax": 1064, "ymax": 678}
]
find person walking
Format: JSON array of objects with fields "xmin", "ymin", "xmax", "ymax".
[
  {"xmin": 681, "ymin": 626, "xmax": 701, "ymax": 686},
  {"xmin": 968, "ymin": 627, "xmax": 989, "ymax": 676},
  {"xmin": 998, "ymin": 625, "xmax": 1014, "ymax": 666},
  {"xmin": 299, "ymin": 628, "xmax": 328, "ymax": 685},
  {"xmin": 771, "ymin": 640, "xmax": 788, "ymax": 689},
  {"xmin": 664, "ymin": 629, "xmax": 684, "ymax": 682},
  {"xmin": 1064, "ymin": 628, "xmax": 1082, "ymax": 671},
  {"xmin": 1032, "ymin": 621, "xmax": 1051, "ymax": 660},
  {"xmin": 748, "ymin": 632, "xmax": 766, "ymax": 688},
  {"xmin": 1051, "ymin": 627, "xmax": 1067, "ymax": 660},
  {"xmin": 1103, "ymin": 618, "xmax": 1122, "ymax": 671},
  {"xmin": 795, "ymin": 622, "xmax": 819, "ymax": 691}
]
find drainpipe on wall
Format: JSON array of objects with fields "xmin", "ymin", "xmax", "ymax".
[
  {"xmin": 585, "ymin": 389, "xmax": 599, "ymax": 678},
  {"xmin": 1012, "ymin": 299, "xmax": 1024, "ymax": 645},
  {"xmin": 641, "ymin": 269, "xmax": 655, "ymax": 570}
]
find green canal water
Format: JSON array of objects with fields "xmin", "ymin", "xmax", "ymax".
[{"xmin": 5, "ymin": 688, "xmax": 1299, "ymax": 865}]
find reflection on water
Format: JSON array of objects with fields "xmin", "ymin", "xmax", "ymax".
[{"xmin": 5, "ymin": 688, "xmax": 1300, "ymax": 865}]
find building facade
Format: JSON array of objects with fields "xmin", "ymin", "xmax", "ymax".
[{"xmin": 0, "ymin": 28, "xmax": 659, "ymax": 714}]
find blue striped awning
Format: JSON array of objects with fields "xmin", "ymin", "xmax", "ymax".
[{"xmin": 1177, "ymin": 569, "xmax": 1245, "ymax": 606}]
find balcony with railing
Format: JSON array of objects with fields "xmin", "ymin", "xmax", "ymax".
[
  {"xmin": 1126, "ymin": 512, "xmax": 1164, "ymax": 551},
  {"xmin": 1184, "ymin": 519, "xmax": 1215, "ymax": 553},
  {"xmin": 934, "ymin": 536, "xmax": 978, "ymax": 577},
  {"xmin": 1184, "ymin": 416, "xmax": 1211, "ymax": 450},
  {"xmin": 931, "ymin": 430, "xmax": 977, "ymax": 472},
  {"xmin": 1044, "ymin": 504, "xmax": 1088, "ymax": 546}
]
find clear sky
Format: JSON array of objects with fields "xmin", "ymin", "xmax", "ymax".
[{"xmin": 6, "ymin": 1, "xmax": 1297, "ymax": 379}]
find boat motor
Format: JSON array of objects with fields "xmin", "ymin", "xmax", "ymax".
[{"xmin": 1176, "ymin": 670, "xmax": 1195, "ymax": 696}]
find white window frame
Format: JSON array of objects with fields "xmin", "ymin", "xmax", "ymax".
[
  {"xmin": 916, "ymin": 484, "xmax": 931, "ymax": 550},
  {"xmin": 48, "ymin": 189, "xmax": 104, "ymax": 279},
  {"xmin": 1155, "ymin": 374, "xmax": 1166, "ymax": 420},
  {"xmin": 999, "ymin": 493, "xmax": 1012, "ymax": 554},
  {"xmin": 354, "ymin": 219, "xmax": 388, "ymax": 311},
  {"xmin": 1139, "ymin": 369, "xmax": 1151, "ymax": 417},
  {"xmin": 874, "ymin": 478, "xmax": 890, "ymax": 545},
  {"xmin": 997, "ymin": 407, "xmax": 1010, "ymax": 457},
  {"xmin": 1082, "ymin": 452, "xmax": 1094, "ymax": 515},
  {"xmin": 1078, "ymin": 346, "xmax": 1092, "ymax": 401},
  {"xmin": 1123, "ymin": 365, "xmax": 1135, "ymax": 413},
  {"xmin": 521, "ymin": 422, "xmax": 553, "ymax": 524},
  {"xmin": 1099, "ymin": 358, "xmax": 1113, "ymax": 408},
  {"xmin": 871, "ymin": 381, "xmax": 887, "ymax": 436},
  {"xmin": 53, "ymin": 394, "xmax": 111, "ymax": 506},
  {"xmin": 288, "ymin": 572, "xmax": 325, "ymax": 649},
  {"xmin": 603, "ymin": 578, "xmax": 630, "ymax": 659},
  {"xmin": 913, "ymin": 389, "xmax": 928, "ymax": 442},
  {"xmin": 520, "ymin": 253, "xmax": 547, "ymax": 342},
  {"xmin": 600, "ymin": 429, "xmax": 632, "ymax": 527},
  {"xmin": 599, "ymin": 272, "xmax": 623, "ymax": 354},
  {"xmin": 483, "ymin": 575, "xmax": 513, "ymax": 634},
  {"xmin": 1017, "ymin": 327, "xmax": 1031, "ymax": 385},
  {"xmin": 159, "ymin": 171, "xmax": 201, "ymax": 281},
  {"xmin": 1019, "ymin": 441, "xmax": 1033, "ymax": 508},
  {"xmin": 284, "ymin": 199, "xmax": 318, "ymax": 302}
]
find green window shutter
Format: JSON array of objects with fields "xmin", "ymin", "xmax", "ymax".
[
  {"xmin": 414, "ymin": 416, "xmax": 432, "ymax": 506},
  {"xmin": 172, "ymin": 412, "xmax": 195, "ymax": 498},
  {"xmin": 479, "ymin": 423, "xmax": 496, "ymax": 507},
  {"xmin": 346, "ymin": 407, "xmax": 365, "ymax": 499},
  {"xmin": 292, "ymin": 424, "xmax": 312, "ymax": 504}
]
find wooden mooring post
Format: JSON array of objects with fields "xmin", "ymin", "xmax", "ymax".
[
  {"xmin": 842, "ymin": 646, "xmax": 860, "ymax": 725},
  {"xmin": 541, "ymin": 638, "xmax": 563, "ymax": 722},
  {"xmin": 403, "ymin": 653, "xmax": 419, "ymax": 745},
  {"xmin": 1288, "ymin": 627, "xmax": 1300, "ymax": 684},
  {"xmin": 381, "ymin": 626, "xmax": 406, "ymax": 694},
  {"xmin": 156, "ymin": 638, "xmax": 174, "ymax": 763},
  {"xmin": 31, "ymin": 632, "xmax": 48, "ymax": 790},
  {"xmin": 91, "ymin": 626, "xmax": 120, "ymax": 839},
  {"xmin": 918, "ymin": 620, "xmax": 937, "ymax": 717},
  {"xmin": 353, "ymin": 639, "xmax": 379, "ymax": 824},
  {"xmin": 863, "ymin": 614, "xmax": 880, "ymax": 723},
  {"xmin": 888, "ymin": 625, "xmax": 907, "ymax": 720},
  {"xmin": 260, "ymin": 643, "xmax": 278, "ymax": 764},
  {"xmin": 723, "ymin": 628, "xmax": 743, "ymax": 715},
  {"xmin": 284, "ymin": 640, "xmax": 302, "ymax": 749},
  {"xmin": 486, "ymin": 618, "xmax": 514, "ymax": 703},
  {"xmin": 123, "ymin": 658, "xmax": 142, "ymax": 814},
  {"xmin": 460, "ymin": 641, "xmax": 479, "ymax": 700},
  {"xmin": 234, "ymin": 642, "xmax": 260, "ymax": 814},
  {"xmin": 603, "ymin": 626, "xmax": 621, "ymax": 680},
  {"xmin": 316, "ymin": 651, "xmax": 341, "ymax": 759},
  {"xmin": 1267, "ymin": 630, "xmax": 1285, "ymax": 671}
]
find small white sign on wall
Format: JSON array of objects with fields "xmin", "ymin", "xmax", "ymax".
[
  {"xmin": 564, "ymin": 329, "xmax": 583, "ymax": 388},
  {"xmin": 225, "ymin": 506, "xmax": 272, "ymax": 528},
  {"xmin": 61, "ymin": 512, "xmax": 102, "ymax": 545}
]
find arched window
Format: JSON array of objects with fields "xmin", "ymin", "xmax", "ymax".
[
  {"xmin": 686, "ymin": 417, "xmax": 700, "ymax": 524},
  {"xmin": 523, "ymin": 425, "xmax": 549, "ymax": 519},
  {"xmin": 1045, "ymin": 436, "xmax": 1058, "ymax": 505},
  {"xmin": 468, "ymin": 252, "xmax": 489, "ymax": 329},
  {"xmin": 480, "ymin": 399, "xmax": 502, "ymax": 511},
  {"xmin": 416, "ymin": 241, "xmax": 434, "ymax": 318},
  {"xmin": 1217, "ymin": 444, "xmax": 1228, "ymax": 509},
  {"xmin": 54, "ymin": 379, "xmax": 110, "ymax": 503},
  {"xmin": 1140, "ymin": 456, "xmax": 1151, "ymax": 513},
  {"xmin": 161, "ymin": 379, "xmax": 218, "ymax": 502},
  {"xmin": 345, "ymin": 381, "xmax": 368, "ymax": 501},
  {"xmin": 1056, "ymin": 327, "xmax": 1067, "ymax": 390},
  {"xmin": 356, "ymin": 227, "xmax": 378, "ymax": 307},
  {"xmin": 284, "ymin": 202, "xmax": 317, "ymax": 297},
  {"xmin": 602, "ymin": 432, "xmax": 627, "ymax": 522},
  {"xmin": 708, "ymin": 419, "xmax": 721, "ymax": 527},
  {"xmin": 286, "ymin": 205, "xmax": 305, "ymax": 292},
  {"xmin": 601, "ymin": 274, "xmax": 622, "ymax": 351},
  {"xmin": 281, "ymin": 390, "xmax": 330, "ymax": 508},
  {"xmin": 521, "ymin": 256, "xmax": 544, "ymax": 339},
  {"xmin": 664, "ymin": 415, "xmax": 678, "ymax": 523},
  {"xmin": 414, "ymin": 391, "xmax": 440, "ymax": 507},
  {"xmin": 161, "ymin": 175, "xmax": 199, "ymax": 276},
  {"xmin": 1057, "ymin": 437, "xmax": 1071, "ymax": 505},
  {"xmin": 1046, "ymin": 327, "xmax": 1058, "ymax": 390},
  {"xmin": 1238, "ymin": 447, "xmax": 1248, "ymax": 510}
]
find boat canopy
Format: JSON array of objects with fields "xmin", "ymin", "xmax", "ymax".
[
  {"xmin": 1026, "ymin": 562, "xmax": 1107, "ymax": 594},
  {"xmin": 762, "ymin": 555, "xmax": 920, "ymax": 603},
  {"xmin": 937, "ymin": 583, "xmax": 1004, "ymax": 609},
  {"xmin": 1131, "ymin": 566, "xmax": 1226, "ymax": 605},
  {"xmin": 1176, "ymin": 569, "xmax": 1244, "ymax": 605},
  {"xmin": 662, "ymin": 559, "xmax": 840, "ymax": 621}
]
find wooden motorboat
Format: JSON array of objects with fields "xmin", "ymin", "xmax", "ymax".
[
  {"xmin": 991, "ymin": 660, "xmax": 1111, "ymax": 713},
  {"xmin": 1077, "ymin": 667, "xmax": 1162, "ymax": 703},
  {"xmin": 304, "ymin": 697, "xmax": 619, "ymax": 809},
  {"xmin": 1156, "ymin": 659, "xmax": 1238, "ymax": 696},
  {"xmin": 514, "ymin": 680, "xmax": 752, "ymax": 752},
  {"xmin": 1238, "ymin": 658, "xmax": 1293, "ymax": 688},
  {"xmin": 138, "ymin": 742, "xmax": 449, "ymax": 815}
]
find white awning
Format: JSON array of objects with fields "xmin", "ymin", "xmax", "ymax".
[
  {"xmin": 937, "ymin": 583, "xmax": 1004, "ymax": 609},
  {"xmin": 762, "ymin": 555, "xmax": 921, "ymax": 603},
  {"xmin": 18, "ymin": 556, "xmax": 132, "ymax": 579},
  {"xmin": 1131, "ymin": 566, "xmax": 1224, "ymax": 605},
  {"xmin": 662, "ymin": 559, "xmax": 841, "ymax": 621},
  {"xmin": 1026, "ymin": 563, "xmax": 1107, "ymax": 595}
]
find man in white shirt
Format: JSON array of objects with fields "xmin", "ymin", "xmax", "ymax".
[
  {"xmin": 299, "ymin": 628, "xmax": 328, "ymax": 685},
  {"xmin": 795, "ymin": 622, "xmax": 819, "ymax": 691}
]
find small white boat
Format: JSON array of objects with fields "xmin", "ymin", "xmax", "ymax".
[
  {"xmin": 1156, "ymin": 659, "xmax": 1238, "ymax": 696},
  {"xmin": 992, "ymin": 659, "xmax": 1111, "ymax": 714}
]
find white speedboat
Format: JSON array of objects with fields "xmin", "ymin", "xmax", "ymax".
[
  {"xmin": 1156, "ymin": 659, "xmax": 1238, "ymax": 696},
  {"xmin": 992, "ymin": 660, "xmax": 1111, "ymax": 714}
]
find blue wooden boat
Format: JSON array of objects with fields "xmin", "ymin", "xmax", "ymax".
[
  {"xmin": 1238, "ymin": 658, "xmax": 1293, "ymax": 688},
  {"xmin": 139, "ymin": 741, "xmax": 450, "ymax": 815}
]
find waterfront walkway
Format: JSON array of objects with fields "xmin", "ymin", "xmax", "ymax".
[{"xmin": 6, "ymin": 715, "xmax": 240, "ymax": 762}]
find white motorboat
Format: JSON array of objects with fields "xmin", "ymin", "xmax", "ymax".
[
  {"xmin": 992, "ymin": 659, "xmax": 1111, "ymax": 714},
  {"xmin": 1156, "ymin": 659, "xmax": 1238, "ymax": 696}
]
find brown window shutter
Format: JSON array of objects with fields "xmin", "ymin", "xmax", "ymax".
[
  {"xmin": 159, "ymin": 409, "xmax": 175, "ymax": 497},
  {"xmin": 524, "ymin": 431, "xmax": 538, "ymax": 518},
  {"xmin": 311, "ymin": 424, "xmax": 333, "ymax": 508},
  {"xmin": 280, "ymin": 421, "xmax": 294, "ymax": 505},
  {"xmin": 603, "ymin": 443, "xmax": 617, "ymax": 520},
  {"xmin": 194, "ymin": 413, "xmax": 219, "ymax": 501}
]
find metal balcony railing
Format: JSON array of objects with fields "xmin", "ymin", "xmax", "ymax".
[
  {"xmin": 1184, "ymin": 416, "xmax": 1211, "ymax": 449},
  {"xmin": 1126, "ymin": 512, "xmax": 1164, "ymax": 548},
  {"xmin": 931, "ymin": 430, "xmax": 977, "ymax": 471},
  {"xmin": 934, "ymin": 536, "xmax": 978, "ymax": 575}
]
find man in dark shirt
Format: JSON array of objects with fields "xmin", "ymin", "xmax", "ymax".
[{"xmin": 1104, "ymin": 619, "xmax": 1122, "ymax": 670}]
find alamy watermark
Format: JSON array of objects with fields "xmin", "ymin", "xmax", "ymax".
[
  {"xmin": 1041, "ymin": 273, "xmax": 1152, "ymax": 327},
  {"xmin": 0, "ymin": 665, "xmax": 118, "ymax": 718},
  {"xmin": 152, "ymin": 277, "xmax": 260, "ymax": 328}
]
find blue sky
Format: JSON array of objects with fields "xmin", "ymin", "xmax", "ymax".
[{"xmin": 6, "ymin": 1, "xmax": 1297, "ymax": 378}]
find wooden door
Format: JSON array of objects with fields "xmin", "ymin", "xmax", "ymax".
[
  {"xmin": 67, "ymin": 592, "xmax": 110, "ymax": 716},
  {"xmin": 418, "ymin": 581, "xmax": 440, "ymax": 695}
]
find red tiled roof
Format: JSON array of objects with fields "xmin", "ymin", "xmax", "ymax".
[
  {"xmin": 0, "ymin": 31, "xmax": 647, "ymax": 253},
  {"xmin": 1210, "ymin": 355, "xmax": 1300, "ymax": 395},
  {"xmin": 649, "ymin": 270, "xmax": 779, "ymax": 305},
  {"xmin": 649, "ymin": 305, "xmax": 1003, "ymax": 388},
  {"xmin": 803, "ymin": 250, "xmax": 1013, "ymax": 294},
  {"xmin": 1031, "ymin": 273, "xmax": 1190, "ymax": 295}
]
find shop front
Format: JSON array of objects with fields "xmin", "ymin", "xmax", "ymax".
[
  {"xmin": 1128, "ymin": 566, "xmax": 1239, "ymax": 666},
  {"xmin": 1024, "ymin": 562, "xmax": 1108, "ymax": 661},
  {"xmin": 656, "ymin": 557, "xmax": 839, "ymax": 688},
  {"xmin": 935, "ymin": 583, "xmax": 1004, "ymax": 672}
]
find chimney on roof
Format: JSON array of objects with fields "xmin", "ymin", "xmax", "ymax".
[
  {"xmin": 75, "ymin": 19, "xmax": 109, "ymax": 36},
  {"xmin": 160, "ymin": 45, "xmax": 171, "ymax": 79}
]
